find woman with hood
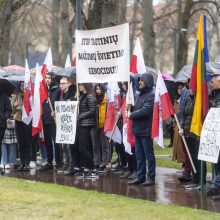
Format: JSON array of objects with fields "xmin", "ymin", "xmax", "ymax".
[{"xmin": 13, "ymin": 81, "xmax": 32, "ymax": 171}]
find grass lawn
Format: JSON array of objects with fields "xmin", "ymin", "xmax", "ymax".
[{"xmin": 0, "ymin": 177, "xmax": 219, "ymax": 220}]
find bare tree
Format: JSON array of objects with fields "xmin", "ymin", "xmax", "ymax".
[
  {"xmin": 51, "ymin": 0, "xmax": 60, "ymax": 66},
  {"xmin": 61, "ymin": 0, "xmax": 72, "ymax": 65},
  {"xmin": 0, "ymin": 0, "xmax": 31, "ymax": 66},
  {"xmin": 143, "ymin": 0, "xmax": 155, "ymax": 68}
]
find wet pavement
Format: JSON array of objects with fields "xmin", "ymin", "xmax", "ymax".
[{"xmin": 3, "ymin": 167, "xmax": 220, "ymax": 213}]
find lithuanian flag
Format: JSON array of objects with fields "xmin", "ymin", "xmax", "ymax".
[{"xmin": 189, "ymin": 15, "xmax": 209, "ymax": 136}]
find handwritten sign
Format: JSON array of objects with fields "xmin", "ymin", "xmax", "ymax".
[
  {"xmin": 55, "ymin": 101, "xmax": 78, "ymax": 144},
  {"xmin": 75, "ymin": 23, "xmax": 129, "ymax": 83},
  {"xmin": 198, "ymin": 108, "xmax": 220, "ymax": 163}
]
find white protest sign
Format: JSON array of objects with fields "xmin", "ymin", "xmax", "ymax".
[
  {"xmin": 55, "ymin": 101, "xmax": 78, "ymax": 144},
  {"xmin": 198, "ymin": 108, "xmax": 220, "ymax": 163},
  {"xmin": 76, "ymin": 23, "xmax": 129, "ymax": 83}
]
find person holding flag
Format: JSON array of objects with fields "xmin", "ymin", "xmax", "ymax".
[
  {"xmin": 39, "ymin": 71, "xmax": 60, "ymax": 171},
  {"xmin": 14, "ymin": 81, "xmax": 32, "ymax": 171},
  {"xmin": 127, "ymin": 73, "xmax": 155, "ymax": 186}
]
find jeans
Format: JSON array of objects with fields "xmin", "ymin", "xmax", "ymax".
[
  {"xmin": 62, "ymin": 144, "xmax": 74, "ymax": 168},
  {"xmin": 135, "ymin": 136, "xmax": 156, "ymax": 181},
  {"xmin": 43, "ymin": 123, "xmax": 61, "ymax": 165},
  {"xmin": 1, "ymin": 143, "xmax": 16, "ymax": 165},
  {"xmin": 91, "ymin": 128, "xmax": 110, "ymax": 166}
]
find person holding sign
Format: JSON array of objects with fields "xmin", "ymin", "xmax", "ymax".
[
  {"xmin": 73, "ymin": 83, "xmax": 97, "ymax": 178},
  {"xmin": 207, "ymin": 74, "xmax": 220, "ymax": 196},
  {"xmin": 58, "ymin": 77, "xmax": 76, "ymax": 176}
]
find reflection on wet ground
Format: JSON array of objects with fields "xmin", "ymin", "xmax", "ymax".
[{"xmin": 3, "ymin": 167, "xmax": 220, "ymax": 213}]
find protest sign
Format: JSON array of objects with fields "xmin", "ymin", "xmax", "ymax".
[
  {"xmin": 75, "ymin": 23, "xmax": 129, "ymax": 83},
  {"xmin": 55, "ymin": 101, "xmax": 78, "ymax": 144},
  {"xmin": 198, "ymin": 108, "xmax": 220, "ymax": 163}
]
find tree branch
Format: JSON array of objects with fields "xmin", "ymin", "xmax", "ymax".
[
  {"xmin": 189, "ymin": 7, "xmax": 217, "ymax": 25},
  {"xmin": 154, "ymin": 9, "xmax": 178, "ymax": 21}
]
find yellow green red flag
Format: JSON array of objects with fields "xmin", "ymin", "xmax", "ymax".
[{"xmin": 189, "ymin": 15, "xmax": 209, "ymax": 136}]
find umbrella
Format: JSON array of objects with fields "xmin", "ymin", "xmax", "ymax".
[
  {"xmin": 30, "ymin": 65, "xmax": 62, "ymax": 75},
  {"xmin": 206, "ymin": 62, "xmax": 220, "ymax": 76},
  {"xmin": 174, "ymin": 63, "xmax": 215, "ymax": 83},
  {"xmin": 3, "ymin": 65, "xmax": 25, "ymax": 76},
  {"xmin": 0, "ymin": 78, "xmax": 16, "ymax": 95},
  {"xmin": 56, "ymin": 67, "xmax": 76, "ymax": 78},
  {"xmin": 162, "ymin": 73, "xmax": 174, "ymax": 81}
]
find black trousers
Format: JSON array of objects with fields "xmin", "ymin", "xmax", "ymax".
[
  {"xmin": 115, "ymin": 142, "xmax": 127, "ymax": 167},
  {"xmin": 127, "ymin": 147, "xmax": 136, "ymax": 172},
  {"xmin": 0, "ymin": 128, "xmax": 6, "ymax": 160},
  {"xmin": 73, "ymin": 126, "xmax": 94, "ymax": 170},
  {"xmin": 43, "ymin": 123, "xmax": 61, "ymax": 165},
  {"xmin": 15, "ymin": 121, "xmax": 32, "ymax": 165},
  {"xmin": 185, "ymin": 136, "xmax": 207, "ymax": 184}
]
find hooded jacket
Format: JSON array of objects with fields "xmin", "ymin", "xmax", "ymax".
[
  {"xmin": 0, "ymin": 94, "xmax": 11, "ymax": 128},
  {"xmin": 130, "ymin": 73, "xmax": 154, "ymax": 137},
  {"xmin": 42, "ymin": 84, "xmax": 60, "ymax": 125}
]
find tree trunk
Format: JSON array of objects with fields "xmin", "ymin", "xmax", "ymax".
[
  {"xmin": 51, "ymin": 0, "xmax": 60, "ymax": 66},
  {"xmin": 87, "ymin": 0, "xmax": 103, "ymax": 29},
  {"xmin": 143, "ymin": 0, "xmax": 155, "ymax": 68},
  {"xmin": 0, "ymin": 0, "xmax": 13, "ymax": 66},
  {"xmin": 101, "ymin": 0, "xmax": 127, "ymax": 28},
  {"xmin": 61, "ymin": 0, "xmax": 72, "ymax": 65},
  {"xmin": 176, "ymin": 0, "xmax": 192, "ymax": 72},
  {"xmin": 130, "ymin": 1, "xmax": 139, "ymax": 56}
]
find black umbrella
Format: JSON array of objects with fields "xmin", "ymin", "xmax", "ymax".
[
  {"xmin": 56, "ymin": 67, "xmax": 76, "ymax": 78},
  {"xmin": 0, "ymin": 78, "xmax": 16, "ymax": 95}
]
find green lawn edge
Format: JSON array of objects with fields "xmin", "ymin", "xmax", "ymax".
[{"xmin": 0, "ymin": 176, "xmax": 219, "ymax": 220}]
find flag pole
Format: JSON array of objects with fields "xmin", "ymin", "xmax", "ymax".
[
  {"xmin": 173, "ymin": 113, "xmax": 197, "ymax": 173},
  {"xmin": 109, "ymin": 110, "xmax": 121, "ymax": 143},
  {"xmin": 76, "ymin": 0, "xmax": 81, "ymax": 113}
]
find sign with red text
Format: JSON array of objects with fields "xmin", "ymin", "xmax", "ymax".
[{"xmin": 76, "ymin": 23, "xmax": 129, "ymax": 83}]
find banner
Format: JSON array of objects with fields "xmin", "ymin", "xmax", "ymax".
[
  {"xmin": 55, "ymin": 101, "xmax": 78, "ymax": 144},
  {"xmin": 76, "ymin": 23, "xmax": 129, "ymax": 83},
  {"xmin": 198, "ymin": 108, "xmax": 220, "ymax": 163}
]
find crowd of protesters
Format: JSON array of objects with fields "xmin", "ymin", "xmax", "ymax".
[
  {"xmin": 0, "ymin": 71, "xmax": 155, "ymax": 186},
  {"xmin": 1, "ymin": 70, "xmax": 220, "ymax": 195}
]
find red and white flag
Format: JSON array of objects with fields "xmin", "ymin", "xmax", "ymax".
[
  {"xmin": 32, "ymin": 63, "xmax": 48, "ymax": 137},
  {"xmin": 122, "ymin": 82, "xmax": 135, "ymax": 154},
  {"xmin": 41, "ymin": 48, "xmax": 53, "ymax": 77},
  {"xmin": 22, "ymin": 59, "xmax": 34, "ymax": 125},
  {"xmin": 151, "ymin": 71, "xmax": 174, "ymax": 148},
  {"xmin": 104, "ymin": 82, "xmax": 122, "ymax": 144},
  {"xmin": 72, "ymin": 56, "xmax": 76, "ymax": 67},
  {"xmin": 130, "ymin": 38, "xmax": 146, "ymax": 74},
  {"xmin": 65, "ymin": 54, "xmax": 71, "ymax": 68}
]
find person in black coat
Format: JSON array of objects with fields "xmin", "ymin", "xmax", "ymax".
[
  {"xmin": 39, "ymin": 72, "xmax": 60, "ymax": 171},
  {"xmin": 73, "ymin": 83, "xmax": 97, "ymax": 178},
  {"xmin": 207, "ymin": 74, "xmax": 220, "ymax": 195},
  {"xmin": 128, "ymin": 73, "xmax": 155, "ymax": 186},
  {"xmin": 0, "ymin": 89, "xmax": 12, "ymax": 157}
]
